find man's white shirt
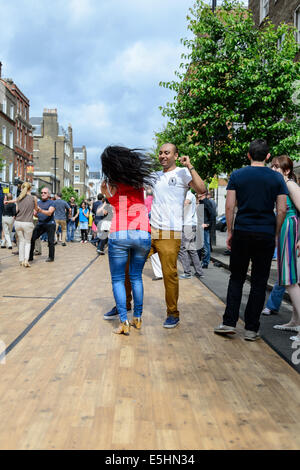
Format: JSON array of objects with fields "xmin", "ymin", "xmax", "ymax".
[{"xmin": 150, "ymin": 167, "xmax": 192, "ymax": 231}]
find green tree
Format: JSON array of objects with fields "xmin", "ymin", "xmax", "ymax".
[
  {"xmin": 157, "ymin": 0, "xmax": 300, "ymax": 178},
  {"xmin": 61, "ymin": 186, "xmax": 79, "ymax": 203}
]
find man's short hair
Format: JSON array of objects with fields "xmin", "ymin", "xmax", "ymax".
[
  {"xmin": 97, "ymin": 194, "xmax": 104, "ymax": 200},
  {"xmin": 162, "ymin": 143, "xmax": 179, "ymax": 155},
  {"xmin": 249, "ymin": 139, "xmax": 269, "ymax": 162},
  {"xmin": 57, "ymin": 192, "xmax": 62, "ymax": 198}
]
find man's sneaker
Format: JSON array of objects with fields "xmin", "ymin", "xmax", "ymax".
[
  {"xmin": 262, "ymin": 307, "xmax": 271, "ymax": 315},
  {"xmin": 97, "ymin": 250, "xmax": 105, "ymax": 255},
  {"xmin": 244, "ymin": 330, "xmax": 260, "ymax": 341},
  {"xmin": 163, "ymin": 316, "xmax": 180, "ymax": 329},
  {"xmin": 179, "ymin": 273, "xmax": 192, "ymax": 279},
  {"xmin": 103, "ymin": 306, "xmax": 119, "ymax": 320},
  {"xmin": 62, "ymin": 243, "xmax": 66, "ymax": 246},
  {"xmin": 194, "ymin": 273, "xmax": 204, "ymax": 279},
  {"xmin": 262, "ymin": 307, "xmax": 278, "ymax": 316},
  {"xmin": 214, "ymin": 324, "xmax": 236, "ymax": 335},
  {"xmin": 104, "ymin": 305, "xmax": 132, "ymax": 320}
]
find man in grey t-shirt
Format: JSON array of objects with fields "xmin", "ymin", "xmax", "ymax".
[{"xmin": 54, "ymin": 193, "xmax": 71, "ymax": 246}]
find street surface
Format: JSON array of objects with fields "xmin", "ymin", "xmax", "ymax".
[{"xmin": 0, "ymin": 239, "xmax": 299, "ymax": 450}]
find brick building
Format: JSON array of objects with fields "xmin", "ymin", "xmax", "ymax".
[
  {"xmin": 249, "ymin": 0, "xmax": 300, "ymax": 59},
  {"xmin": 30, "ymin": 109, "xmax": 73, "ymax": 194},
  {"xmin": 0, "ymin": 62, "xmax": 33, "ymax": 191},
  {"xmin": 0, "ymin": 71, "xmax": 16, "ymax": 192},
  {"xmin": 248, "ymin": 1, "xmax": 300, "ymax": 180},
  {"xmin": 73, "ymin": 146, "xmax": 89, "ymax": 198}
]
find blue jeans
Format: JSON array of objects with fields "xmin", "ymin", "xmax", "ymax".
[
  {"xmin": 108, "ymin": 230, "xmax": 151, "ymax": 322},
  {"xmin": 266, "ymin": 282, "xmax": 285, "ymax": 312},
  {"xmin": 67, "ymin": 220, "xmax": 76, "ymax": 241},
  {"xmin": 202, "ymin": 229, "xmax": 211, "ymax": 266}
]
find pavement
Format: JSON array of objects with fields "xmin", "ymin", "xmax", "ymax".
[{"xmin": 200, "ymin": 231, "xmax": 300, "ymax": 373}]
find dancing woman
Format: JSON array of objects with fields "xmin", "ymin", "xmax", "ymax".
[
  {"xmin": 271, "ymin": 156, "xmax": 300, "ymax": 341},
  {"xmin": 100, "ymin": 146, "xmax": 154, "ymax": 335}
]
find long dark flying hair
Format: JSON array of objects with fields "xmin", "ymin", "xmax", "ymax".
[{"xmin": 101, "ymin": 146, "xmax": 155, "ymax": 189}]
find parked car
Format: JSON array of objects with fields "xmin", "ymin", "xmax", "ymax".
[{"xmin": 216, "ymin": 214, "xmax": 227, "ymax": 232}]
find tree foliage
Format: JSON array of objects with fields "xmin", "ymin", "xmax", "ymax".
[
  {"xmin": 61, "ymin": 186, "xmax": 80, "ymax": 203},
  {"xmin": 157, "ymin": 0, "xmax": 300, "ymax": 178}
]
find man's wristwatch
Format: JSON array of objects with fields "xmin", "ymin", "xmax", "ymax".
[{"xmin": 188, "ymin": 166, "xmax": 195, "ymax": 172}]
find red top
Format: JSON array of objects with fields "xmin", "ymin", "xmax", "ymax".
[
  {"xmin": 144, "ymin": 195, "xmax": 153, "ymax": 214},
  {"xmin": 108, "ymin": 183, "xmax": 150, "ymax": 233}
]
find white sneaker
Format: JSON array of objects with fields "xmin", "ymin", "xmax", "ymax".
[
  {"xmin": 262, "ymin": 307, "xmax": 271, "ymax": 315},
  {"xmin": 214, "ymin": 324, "xmax": 236, "ymax": 335},
  {"xmin": 244, "ymin": 330, "xmax": 260, "ymax": 341}
]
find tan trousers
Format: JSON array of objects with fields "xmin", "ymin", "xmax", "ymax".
[
  {"xmin": 55, "ymin": 219, "xmax": 67, "ymax": 243},
  {"xmin": 148, "ymin": 227, "xmax": 182, "ymax": 317}
]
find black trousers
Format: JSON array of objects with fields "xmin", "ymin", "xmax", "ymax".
[
  {"xmin": 81, "ymin": 229, "xmax": 88, "ymax": 241},
  {"xmin": 29, "ymin": 222, "xmax": 56, "ymax": 260},
  {"xmin": 223, "ymin": 230, "xmax": 275, "ymax": 332}
]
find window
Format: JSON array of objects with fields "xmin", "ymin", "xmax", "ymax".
[
  {"xmin": 9, "ymin": 130, "xmax": 13, "ymax": 149},
  {"xmin": 1, "ymin": 160, "xmax": 6, "ymax": 181},
  {"xmin": 295, "ymin": 7, "xmax": 300, "ymax": 45},
  {"xmin": 1, "ymin": 126, "xmax": 6, "ymax": 145},
  {"xmin": 10, "ymin": 105, "xmax": 14, "ymax": 120},
  {"xmin": 9, "ymin": 163, "xmax": 13, "ymax": 183},
  {"xmin": 74, "ymin": 175, "xmax": 80, "ymax": 183},
  {"xmin": 277, "ymin": 32, "xmax": 286, "ymax": 50},
  {"xmin": 74, "ymin": 152, "xmax": 83, "ymax": 160},
  {"xmin": 2, "ymin": 99, "xmax": 7, "ymax": 114},
  {"xmin": 74, "ymin": 164, "xmax": 80, "ymax": 172},
  {"xmin": 260, "ymin": 0, "xmax": 269, "ymax": 23}
]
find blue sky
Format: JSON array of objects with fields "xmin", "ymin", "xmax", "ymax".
[{"xmin": 0, "ymin": 0, "xmax": 247, "ymax": 171}]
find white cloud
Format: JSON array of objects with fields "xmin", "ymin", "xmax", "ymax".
[{"xmin": 106, "ymin": 40, "xmax": 184, "ymax": 86}]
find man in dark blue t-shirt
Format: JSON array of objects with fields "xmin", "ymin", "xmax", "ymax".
[
  {"xmin": 214, "ymin": 139, "xmax": 288, "ymax": 341},
  {"xmin": 29, "ymin": 187, "xmax": 56, "ymax": 262}
]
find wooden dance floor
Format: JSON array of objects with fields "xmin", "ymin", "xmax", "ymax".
[{"xmin": 0, "ymin": 243, "xmax": 299, "ymax": 450}]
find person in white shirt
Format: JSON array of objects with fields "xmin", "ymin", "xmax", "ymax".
[
  {"xmin": 148, "ymin": 143, "xmax": 206, "ymax": 328},
  {"xmin": 178, "ymin": 190, "xmax": 204, "ymax": 279}
]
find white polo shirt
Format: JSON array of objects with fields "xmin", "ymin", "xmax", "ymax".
[{"xmin": 150, "ymin": 167, "xmax": 192, "ymax": 231}]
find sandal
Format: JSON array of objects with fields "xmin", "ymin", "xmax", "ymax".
[{"xmin": 273, "ymin": 324, "xmax": 300, "ymax": 332}]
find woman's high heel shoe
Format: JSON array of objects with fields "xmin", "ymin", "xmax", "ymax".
[
  {"xmin": 130, "ymin": 317, "xmax": 142, "ymax": 329},
  {"xmin": 113, "ymin": 320, "xmax": 130, "ymax": 335}
]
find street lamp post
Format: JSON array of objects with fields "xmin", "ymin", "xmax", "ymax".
[
  {"xmin": 212, "ymin": 0, "xmax": 217, "ymax": 12},
  {"xmin": 54, "ymin": 141, "xmax": 57, "ymax": 195}
]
